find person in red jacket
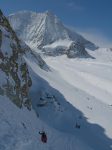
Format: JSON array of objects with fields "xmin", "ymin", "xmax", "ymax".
[{"xmin": 39, "ymin": 131, "xmax": 47, "ymax": 143}]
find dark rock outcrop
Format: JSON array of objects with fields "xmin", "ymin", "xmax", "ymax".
[{"xmin": 0, "ymin": 9, "xmax": 32, "ymax": 109}]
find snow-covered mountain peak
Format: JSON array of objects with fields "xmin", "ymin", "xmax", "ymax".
[
  {"xmin": 44, "ymin": 10, "xmax": 55, "ymax": 17},
  {"xmin": 8, "ymin": 10, "xmax": 97, "ymax": 55},
  {"xmin": 44, "ymin": 10, "xmax": 62, "ymax": 23}
]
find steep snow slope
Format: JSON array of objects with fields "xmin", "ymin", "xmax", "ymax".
[
  {"xmin": 0, "ymin": 95, "xmax": 95, "ymax": 150},
  {"xmin": 1, "ymin": 56, "xmax": 111, "ymax": 150},
  {"xmin": 24, "ymin": 54, "xmax": 112, "ymax": 150},
  {"xmin": 44, "ymin": 56, "xmax": 112, "ymax": 136}
]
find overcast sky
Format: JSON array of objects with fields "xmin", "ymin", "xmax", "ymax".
[{"xmin": 1, "ymin": 0, "xmax": 112, "ymax": 47}]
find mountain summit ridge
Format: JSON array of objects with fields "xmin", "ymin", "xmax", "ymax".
[{"xmin": 8, "ymin": 11, "xmax": 98, "ymax": 58}]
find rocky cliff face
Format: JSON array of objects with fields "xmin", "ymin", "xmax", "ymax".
[
  {"xmin": 66, "ymin": 41, "xmax": 94, "ymax": 58},
  {"xmin": 0, "ymin": 10, "xmax": 45, "ymax": 109}
]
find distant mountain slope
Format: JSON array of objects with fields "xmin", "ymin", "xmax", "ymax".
[{"xmin": 8, "ymin": 11, "xmax": 98, "ymax": 58}]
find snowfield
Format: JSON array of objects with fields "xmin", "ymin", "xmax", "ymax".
[
  {"xmin": 44, "ymin": 55, "xmax": 112, "ymax": 131},
  {"xmin": 24, "ymin": 51, "xmax": 112, "ymax": 150},
  {"xmin": 1, "ymin": 48, "xmax": 112, "ymax": 150},
  {"xmin": 45, "ymin": 55, "xmax": 112, "ymax": 105}
]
